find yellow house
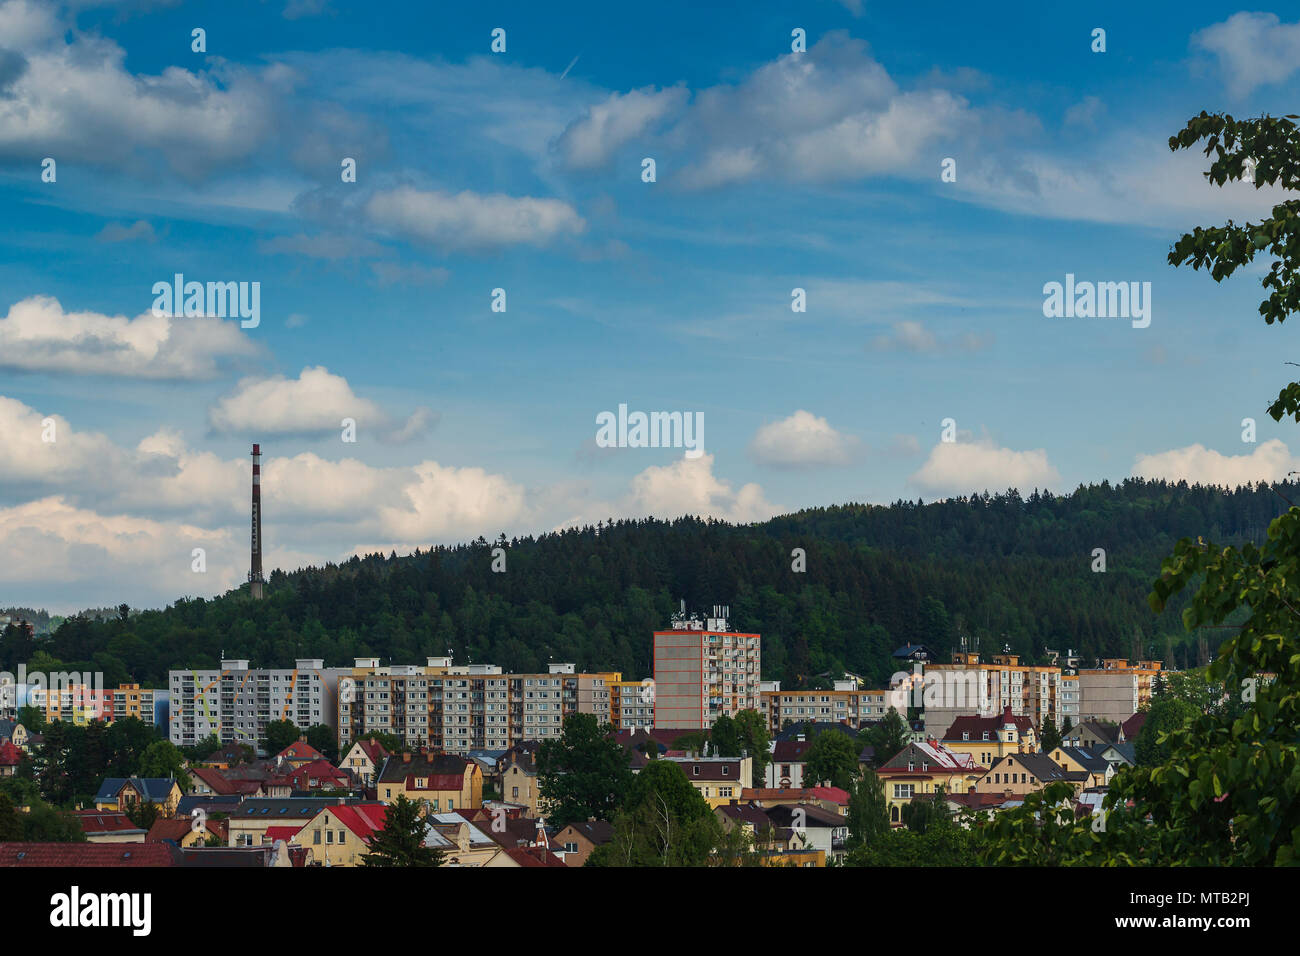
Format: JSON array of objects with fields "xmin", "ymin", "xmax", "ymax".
[
  {"xmin": 940, "ymin": 706, "xmax": 1038, "ymax": 769},
  {"xmin": 92, "ymin": 778, "xmax": 182, "ymax": 815},
  {"xmin": 876, "ymin": 742, "xmax": 984, "ymax": 825},
  {"xmin": 500, "ymin": 745, "xmax": 541, "ymax": 815},
  {"xmin": 974, "ymin": 752, "xmax": 1084, "ymax": 797},
  {"xmin": 377, "ymin": 752, "xmax": 483, "ymax": 812},
  {"xmin": 663, "ymin": 756, "xmax": 752, "ymax": 808},
  {"xmin": 1049, "ymin": 746, "xmax": 1113, "ymax": 789},
  {"xmin": 339, "ymin": 738, "xmax": 389, "ymax": 787},
  {"xmin": 291, "ymin": 803, "xmax": 388, "ymax": 867}
]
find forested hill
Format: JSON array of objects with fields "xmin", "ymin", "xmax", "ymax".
[{"xmin": 7, "ymin": 478, "xmax": 1286, "ymax": 690}]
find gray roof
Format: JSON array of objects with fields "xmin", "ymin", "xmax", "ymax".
[
  {"xmin": 94, "ymin": 777, "xmax": 178, "ymax": 803},
  {"xmin": 231, "ymin": 797, "xmax": 349, "ymax": 819},
  {"xmin": 1057, "ymin": 746, "xmax": 1110, "ymax": 774},
  {"xmin": 1099, "ymin": 741, "xmax": 1137, "ymax": 765}
]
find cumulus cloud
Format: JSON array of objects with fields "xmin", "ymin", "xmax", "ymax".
[
  {"xmin": 625, "ymin": 453, "xmax": 779, "ymax": 523},
  {"xmin": 208, "ymin": 366, "xmax": 386, "ymax": 437},
  {"xmin": 1132, "ymin": 439, "xmax": 1297, "ymax": 488},
  {"xmin": 748, "ymin": 410, "xmax": 862, "ymax": 468},
  {"xmin": 662, "ymin": 32, "xmax": 971, "ymax": 188},
  {"xmin": 555, "ymin": 85, "xmax": 688, "ymax": 169},
  {"xmin": 0, "ymin": 394, "xmax": 783, "ymax": 607},
  {"xmin": 1193, "ymin": 12, "xmax": 1300, "ymax": 98},
  {"xmin": 0, "ymin": 0, "xmax": 272, "ymax": 177},
  {"xmin": 909, "ymin": 439, "xmax": 1061, "ymax": 496},
  {"xmin": 0, "ymin": 295, "xmax": 260, "ymax": 379},
  {"xmin": 365, "ymin": 186, "xmax": 585, "ymax": 249}
]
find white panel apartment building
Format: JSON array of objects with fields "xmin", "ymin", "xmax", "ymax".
[{"xmin": 169, "ymin": 658, "xmax": 346, "ymax": 751}]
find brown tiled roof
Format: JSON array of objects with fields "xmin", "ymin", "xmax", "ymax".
[
  {"xmin": 0, "ymin": 842, "xmax": 180, "ymax": 866},
  {"xmin": 504, "ymin": 846, "xmax": 566, "ymax": 867},
  {"xmin": 72, "ymin": 810, "xmax": 145, "ymax": 834}
]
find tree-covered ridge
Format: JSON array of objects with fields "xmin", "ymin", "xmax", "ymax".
[{"xmin": 6, "ymin": 477, "xmax": 1285, "ymax": 689}]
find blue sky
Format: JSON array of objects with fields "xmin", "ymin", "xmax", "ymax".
[{"xmin": 1, "ymin": 0, "xmax": 1298, "ymax": 610}]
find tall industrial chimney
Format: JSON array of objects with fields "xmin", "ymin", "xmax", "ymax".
[{"xmin": 249, "ymin": 442, "xmax": 264, "ymax": 599}]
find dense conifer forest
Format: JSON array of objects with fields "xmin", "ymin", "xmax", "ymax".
[{"xmin": 2, "ymin": 478, "xmax": 1280, "ymax": 689}]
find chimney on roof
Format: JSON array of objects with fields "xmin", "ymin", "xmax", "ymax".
[
  {"xmin": 967, "ymin": 785, "xmax": 975, "ymax": 794},
  {"xmin": 402, "ymin": 752, "xmax": 411, "ymax": 763}
]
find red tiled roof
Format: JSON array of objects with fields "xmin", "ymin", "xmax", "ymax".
[
  {"xmin": 289, "ymin": 759, "xmax": 349, "ymax": 789},
  {"xmin": 942, "ymin": 707, "xmax": 1035, "ymax": 741},
  {"xmin": 72, "ymin": 810, "xmax": 144, "ymax": 834},
  {"xmin": 324, "ymin": 803, "xmax": 388, "ymax": 841},
  {"xmin": 356, "ymin": 738, "xmax": 389, "ymax": 763},
  {"xmin": 0, "ymin": 842, "xmax": 179, "ymax": 866},
  {"xmin": 504, "ymin": 846, "xmax": 566, "ymax": 867},
  {"xmin": 1121, "ymin": 711, "xmax": 1147, "ymax": 741},
  {"xmin": 278, "ymin": 741, "xmax": 327, "ymax": 762},
  {"xmin": 0, "ymin": 741, "xmax": 22, "ymax": 766},
  {"xmin": 265, "ymin": 826, "xmax": 302, "ymax": 843}
]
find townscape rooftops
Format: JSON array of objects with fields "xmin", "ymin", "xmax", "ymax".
[
  {"xmin": 943, "ymin": 706, "xmax": 1036, "ymax": 740},
  {"xmin": 72, "ymin": 809, "xmax": 147, "ymax": 834}
]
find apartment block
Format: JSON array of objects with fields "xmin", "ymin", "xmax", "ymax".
[
  {"xmin": 339, "ymin": 658, "xmax": 612, "ymax": 755},
  {"xmin": 169, "ymin": 659, "xmax": 346, "ymax": 750},
  {"xmin": 605, "ymin": 673, "xmax": 655, "ymax": 731},
  {"xmin": 759, "ymin": 681, "xmax": 893, "ymax": 733},
  {"xmin": 922, "ymin": 652, "xmax": 1063, "ymax": 739},
  {"xmin": 1077, "ymin": 659, "xmax": 1162, "ymax": 724},
  {"xmin": 653, "ymin": 608, "xmax": 760, "ymax": 731}
]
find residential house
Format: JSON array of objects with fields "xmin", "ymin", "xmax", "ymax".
[
  {"xmin": 146, "ymin": 816, "xmax": 228, "ymax": 848},
  {"xmin": 276, "ymin": 740, "xmax": 328, "ymax": 769},
  {"xmin": 1096, "ymin": 741, "xmax": 1137, "ymax": 769},
  {"xmin": 376, "ymin": 752, "xmax": 483, "ymax": 813},
  {"xmin": 766, "ymin": 739, "xmax": 811, "ymax": 788},
  {"xmin": 71, "ymin": 810, "xmax": 147, "ymax": 844},
  {"xmin": 1061, "ymin": 720, "xmax": 1120, "ymax": 751},
  {"xmin": 764, "ymin": 803, "xmax": 848, "ymax": 862},
  {"xmin": 227, "ymin": 797, "xmax": 353, "ymax": 847},
  {"xmin": 93, "ymin": 778, "xmax": 182, "ymax": 815},
  {"xmin": 552, "ymin": 820, "xmax": 614, "ymax": 867},
  {"xmin": 0, "ymin": 843, "xmax": 183, "ymax": 867},
  {"xmin": 876, "ymin": 742, "xmax": 983, "ymax": 825},
  {"xmin": 287, "ymin": 759, "xmax": 351, "ymax": 792},
  {"xmin": 1049, "ymin": 746, "xmax": 1114, "ymax": 788},
  {"xmin": 426, "ymin": 812, "xmax": 506, "ymax": 866},
  {"xmin": 974, "ymin": 752, "xmax": 1084, "ymax": 797},
  {"xmin": 293, "ymin": 803, "xmax": 388, "ymax": 866},
  {"xmin": 0, "ymin": 719, "xmax": 28, "ymax": 749},
  {"xmin": 0, "ymin": 740, "xmax": 22, "ymax": 777},
  {"xmin": 339, "ymin": 737, "xmax": 389, "ymax": 787},
  {"xmin": 499, "ymin": 742, "xmax": 541, "ymax": 815},
  {"xmin": 663, "ymin": 755, "xmax": 751, "ymax": 807},
  {"xmin": 940, "ymin": 706, "xmax": 1038, "ymax": 768}
]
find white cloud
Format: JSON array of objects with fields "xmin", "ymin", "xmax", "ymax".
[
  {"xmin": 555, "ymin": 85, "xmax": 688, "ymax": 169},
  {"xmin": 1132, "ymin": 439, "xmax": 1297, "ymax": 488},
  {"xmin": 208, "ymin": 366, "xmax": 385, "ymax": 437},
  {"xmin": 1193, "ymin": 12, "xmax": 1300, "ymax": 98},
  {"xmin": 909, "ymin": 439, "xmax": 1060, "ymax": 496},
  {"xmin": 748, "ymin": 410, "xmax": 862, "ymax": 468},
  {"xmin": 626, "ymin": 453, "xmax": 779, "ymax": 523},
  {"xmin": 0, "ymin": 0, "xmax": 273, "ymax": 176},
  {"xmin": 0, "ymin": 295, "xmax": 259, "ymax": 379},
  {"xmin": 365, "ymin": 186, "xmax": 585, "ymax": 249}
]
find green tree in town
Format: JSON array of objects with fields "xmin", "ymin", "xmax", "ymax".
[
  {"xmin": 138, "ymin": 740, "xmax": 189, "ymax": 787},
  {"xmin": 263, "ymin": 719, "xmax": 300, "ymax": 757},
  {"xmin": 536, "ymin": 713, "xmax": 632, "ymax": 828},
  {"xmin": 586, "ymin": 760, "xmax": 723, "ymax": 867},
  {"xmin": 859, "ymin": 707, "xmax": 910, "ymax": 767},
  {"xmin": 1039, "ymin": 716, "xmax": 1062, "ymax": 754},
  {"xmin": 124, "ymin": 800, "xmax": 162, "ymax": 830},
  {"xmin": 845, "ymin": 770, "xmax": 889, "ymax": 851},
  {"xmin": 733, "ymin": 709, "xmax": 772, "ymax": 781},
  {"xmin": 362, "ymin": 794, "xmax": 444, "ymax": 867},
  {"xmin": 803, "ymin": 729, "xmax": 859, "ymax": 790},
  {"xmin": 1133, "ymin": 696, "xmax": 1198, "ymax": 768},
  {"xmin": 708, "ymin": 714, "xmax": 740, "ymax": 757},
  {"xmin": 306, "ymin": 724, "xmax": 338, "ymax": 762}
]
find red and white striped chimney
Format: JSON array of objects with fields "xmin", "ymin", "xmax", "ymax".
[{"xmin": 249, "ymin": 442, "xmax": 264, "ymax": 599}]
